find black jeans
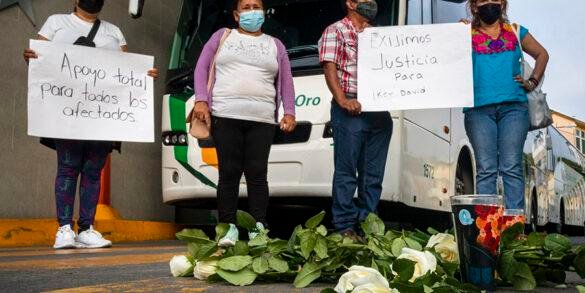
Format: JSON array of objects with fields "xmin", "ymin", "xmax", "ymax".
[{"xmin": 211, "ymin": 116, "xmax": 276, "ymax": 225}]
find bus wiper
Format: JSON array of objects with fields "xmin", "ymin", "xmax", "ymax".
[{"xmin": 287, "ymin": 45, "xmax": 319, "ymax": 59}]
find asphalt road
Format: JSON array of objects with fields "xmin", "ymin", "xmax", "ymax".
[{"xmin": 0, "ymin": 239, "xmax": 583, "ymax": 293}]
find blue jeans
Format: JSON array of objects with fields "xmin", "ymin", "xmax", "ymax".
[
  {"xmin": 331, "ymin": 101, "xmax": 393, "ymax": 232},
  {"xmin": 464, "ymin": 102, "xmax": 530, "ymax": 210}
]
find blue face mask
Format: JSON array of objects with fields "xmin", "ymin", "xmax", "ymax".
[{"xmin": 238, "ymin": 10, "xmax": 265, "ymax": 32}]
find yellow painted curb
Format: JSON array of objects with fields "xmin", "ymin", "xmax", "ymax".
[
  {"xmin": 0, "ymin": 219, "xmax": 180, "ymax": 248},
  {"xmin": 95, "ymin": 204, "xmax": 121, "ymax": 220}
]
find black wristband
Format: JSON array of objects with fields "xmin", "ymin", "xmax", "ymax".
[{"xmin": 529, "ymin": 77, "xmax": 539, "ymax": 85}]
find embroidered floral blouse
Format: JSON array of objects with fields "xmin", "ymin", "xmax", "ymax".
[{"xmin": 469, "ymin": 23, "xmax": 529, "ymax": 109}]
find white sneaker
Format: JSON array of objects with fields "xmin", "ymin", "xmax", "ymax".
[
  {"xmin": 248, "ymin": 222, "xmax": 266, "ymax": 240},
  {"xmin": 53, "ymin": 224, "xmax": 77, "ymax": 249},
  {"xmin": 218, "ymin": 224, "xmax": 239, "ymax": 247},
  {"xmin": 75, "ymin": 226, "xmax": 112, "ymax": 248}
]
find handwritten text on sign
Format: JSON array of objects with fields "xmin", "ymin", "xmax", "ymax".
[
  {"xmin": 357, "ymin": 23, "xmax": 473, "ymax": 111},
  {"xmin": 27, "ymin": 40, "xmax": 154, "ymax": 142}
]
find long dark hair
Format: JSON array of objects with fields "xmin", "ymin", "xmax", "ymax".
[{"xmin": 467, "ymin": 0, "xmax": 509, "ymax": 28}]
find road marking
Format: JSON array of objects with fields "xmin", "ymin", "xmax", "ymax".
[
  {"xmin": 0, "ymin": 244, "xmax": 183, "ymax": 258},
  {"xmin": 44, "ymin": 278, "xmax": 209, "ymax": 293},
  {"xmin": 0, "ymin": 252, "xmax": 178, "ymax": 270}
]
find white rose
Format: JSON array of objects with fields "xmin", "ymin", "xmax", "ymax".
[
  {"xmin": 169, "ymin": 255, "xmax": 194, "ymax": 277},
  {"xmin": 334, "ymin": 266, "xmax": 390, "ymax": 293},
  {"xmin": 193, "ymin": 260, "xmax": 218, "ymax": 280},
  {"xmin": 426, "ymin": 233, "xmax": 459, "ymax": 263},
  {"xmin": 395, "ymin": 248, "xmax": 437, "ymax": 282},
  {"xmin": 352, "ymin": 283, "xmax": 399, "ymax": 293}
]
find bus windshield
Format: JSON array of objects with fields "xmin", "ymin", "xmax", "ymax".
[{"xmin": 167, "ymin": 0, "xmax": 399, "ymax": 94}]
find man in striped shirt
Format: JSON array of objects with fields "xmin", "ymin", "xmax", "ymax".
[{"xmin": 318, "ymin": 0, "xmax": 393, "ymax": 238}]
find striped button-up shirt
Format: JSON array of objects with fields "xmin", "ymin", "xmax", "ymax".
[{"xmin": 318, "ymin": 17, "xmax": 359, "ymax": 95}]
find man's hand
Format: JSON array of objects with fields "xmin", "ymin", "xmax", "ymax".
[
  {"xmin": 23, "ymin": 48, "xmax": 38, "ymax": 64},
  {"xmin": 340, "ymin": 99, "xmax": 362, "ymax": 116},
  {"xmin": 147, "ymin": 68, "xmax": 159, "ymax": 80},
  {"xmin": 280, "ymin": 114, "xmax": 296, "ymax": 133},
  {"xmin": 193, "ymin": 101, "xmax": 211, "ymax": 127}
]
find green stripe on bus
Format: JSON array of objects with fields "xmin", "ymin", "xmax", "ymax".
[{"xmin": 169, "ymin": 95, "xmax": 217, "ymax": 189}]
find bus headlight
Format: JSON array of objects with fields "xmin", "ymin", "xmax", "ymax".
[{"xmin": 162, "ymin": 131, "xmax": 188, "ymax": 146}]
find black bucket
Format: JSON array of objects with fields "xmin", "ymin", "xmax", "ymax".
[{"xmin": 451, "ymin": 195, "xmax": 504, "ymax": 291}]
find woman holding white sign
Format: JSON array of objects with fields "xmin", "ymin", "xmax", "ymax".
[
  {"xmin": 23, "ymin": 0, "xmax": 158, "ymax": 249},
  {"xmin": 464, "ymin": 0, "xmax": 548, "ymax": 221}
]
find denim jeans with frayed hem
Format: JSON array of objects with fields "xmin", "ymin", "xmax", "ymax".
[
  {"xmin": 330, "ymin": 101, "xmax": 393, "ymax": 232},
  {"xmin": 464, "ymin": 102, "xmax": 530, "ymax": 210}
]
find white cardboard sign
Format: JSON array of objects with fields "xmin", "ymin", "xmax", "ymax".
[
  {"xmin": 358, "ymin": 23, "xmax": 474, "ymax": 111},
  {"xmin": 27, "ymin": 40, "xmax": 155, "ymax": 142}
]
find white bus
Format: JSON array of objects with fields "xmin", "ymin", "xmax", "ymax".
[{"xmin": 159, "ymin": 0, "xmax": 585, "ymax": 233}]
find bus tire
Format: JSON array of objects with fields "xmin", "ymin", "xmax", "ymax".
[
  {"xmin": 455, "ymin": 148, "xmax": 474, "ymax": 195},
  {"xmin": 527, "ymin": 191, "xmax": 539, "ymax": 233}
]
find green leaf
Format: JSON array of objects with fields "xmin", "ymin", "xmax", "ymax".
[
  {"xmin": 267, "ymin": 239, "xmax": 288, "ymax": 254},
  {"xmin": 216, "ymin": 268, "xmax": 257, "ymax": 286},
  {"xmin": 252, "ymin": 256, "xmax": 269, "ymax": 274},
  {"xmin": 576, "ymin": 285, "xmax": 585, "ymax": 293},
  {"xmin": 393, "ymin": 258, "xmax": 416, "ymax": 282},
  {"xmin": 391, "ymin": 282, "xmax": 425, "ymax": 293},
  {"xmin": 427, "ymin": 227, "xmax": 440, "ymax": 235},
  {"xmin": 316, "ymin": 225, "xmax": 328, "ymax": 236},
  {"xmin": 176, "ymin": 228, "xmax": 211, "ymax": 242},
  {"xmin": 305, "ymin": 211, "xmax": 326, "ymax": 229},
  {"xmin": 498, "ymin": 251, "xmax": 517, "ymax": 281},
  {"xmin": 368, "ymin": 239, "xmax": 385, "ymax": 256},
  {"xmin": 236, "ymin": 210, "xmax": 257, "ymax": 230},
  {"xmin": 526, "ymin": 232, "xmax": 546, "ymax": 247},
  {"xmin": 188, "ymin": 241, "xmax": 217, "ymax": 261},
  {"xmin": 574, "ymin": 248, "xmax": 585, "ymax": 278},
  {"xmin": 215, "ymin": 223, "xmax": 230, "ymax": 242},
  {"xmin": 361, "ymin": 213, "xmax": 385, "ymax": 236},
  {"xmin": 300, "ymin": 233, "xmax": 317, "ymax": 259},
  {"xmin": 392, "ymin": 238, "xmax": 408, "ymax": 257},
  {"xmin": 249, "ymin": 232, "xmax": 269, "ymax": 247},
  {"xmin": 405, "ymin": 237, "xmax": 423, "ymax": 251},
  {"xmin": 288, "ymin": 225, "xmax": 302, "ymax": 252},
  {"xmin": 268, "ymin": 255, "xmax": 289, "ymax": 273},
  {"xmin": 218, "ymin": 255, "xmax": 253, "ymax": 272},
  {"xmin": 544, "ymin": 234, "xmax": 572, "ymax": 253},
  {"xmin": 511, "ymin": 262, "xmax": 537, "ymax": 291},
  {"xmin": 293, "ymin": 262, "xmax": 323, "ymax": 288},
  {"xmin": 233, "ymin": 241, "xmax": 249, "ymax": 256},
  {"xmin": 314, "ymin": 236, "xmax": 328, "ymax": 259},
  {"xmin": 500, "ymin": 223, "xmax": 524, "ymax": 249},
  {"xmin": 385, "ymin": 230, "xmax": 400, "ymax": 241}
]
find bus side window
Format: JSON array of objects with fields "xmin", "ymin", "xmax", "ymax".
[
  {"xmin": 407, "ymin": 0, "xmax": 423, "ymax": 25},
  {"xmin": 432, "ymin": 0, "xmax": 469, "ymax": 24}
]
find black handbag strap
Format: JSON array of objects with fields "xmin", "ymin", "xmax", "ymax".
[{"xmin": 87, "ymin": 19, "xmax": 101, "ymax": 42}]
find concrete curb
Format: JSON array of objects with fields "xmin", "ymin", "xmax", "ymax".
[{"xmin": 0, "ymin": 219, "xmax": 180, "ymax": 247}]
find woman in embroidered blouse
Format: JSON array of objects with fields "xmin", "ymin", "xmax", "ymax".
[
  {"xmin": 191, "ymin": 0, "xmax": 296, "ymax": 247},
  {"xmin": 465, "ymin": 0, "xmax": 548, "ymax": 219}
]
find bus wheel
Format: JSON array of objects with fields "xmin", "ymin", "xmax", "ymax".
[
  {"xmin": 455, "ymin": 149, "xmax": 474, "ymax": 195},
  {"xmin": 528, "ymin": 192, "xmax": 539, "ymax": 233},
  {"xmin": 554, "ymin": 200, "xmax": 565, "ymax": 235}
]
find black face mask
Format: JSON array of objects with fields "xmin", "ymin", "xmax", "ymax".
[
  {"xmin": 78, "ymin": 0, "xmax": 104, "ymax": 14},
  {"xmin": 477, "ymin": 3, "xmax": 502, "ymax": 25},
  {"xmin": 353, "ymin": 0, "xmax": 378, "ymax": 22}
]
